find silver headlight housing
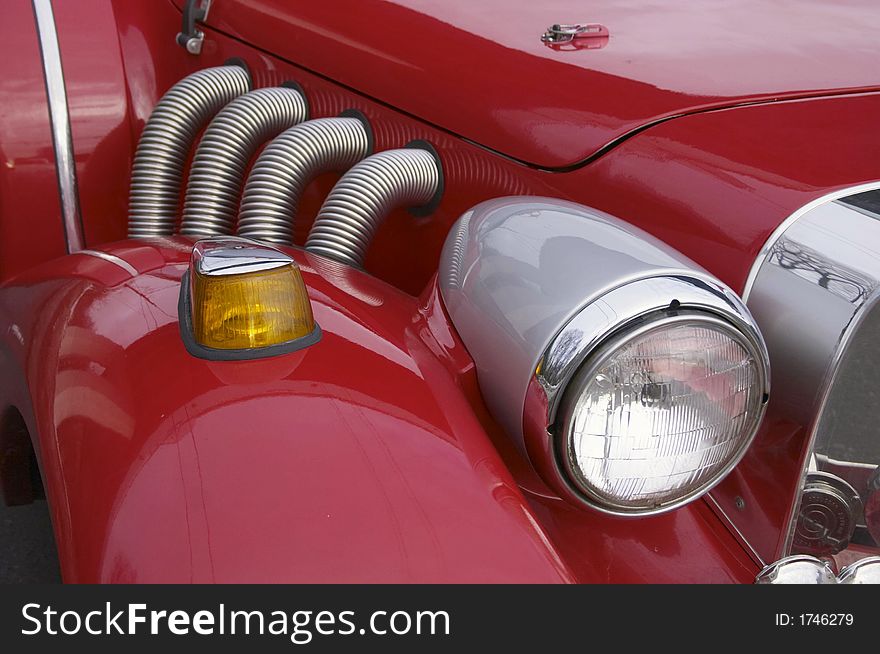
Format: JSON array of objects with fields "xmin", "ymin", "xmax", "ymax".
[{"xmin": 438, "ymin": 198, "xmax": 771, "ymax": 518}]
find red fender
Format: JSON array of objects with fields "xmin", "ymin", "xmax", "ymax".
[
  {"xmin": 0, "ymin": 239, "xmax": 757, "ymax": 582},
  {"xmin": 0, "ymin": 239, "xmax": 577, "ymax": 583}
]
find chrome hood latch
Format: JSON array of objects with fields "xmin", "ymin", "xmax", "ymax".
[{"xmin": 541, "ymin": 23, "xmax": 609, "ymax": 49}]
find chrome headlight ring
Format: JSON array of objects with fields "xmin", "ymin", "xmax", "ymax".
[{"xmin": 524, "ymin": 274, "xmax": 770, "ymax": 516}]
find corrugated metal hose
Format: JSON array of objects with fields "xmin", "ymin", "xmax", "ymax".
[
  {"xmin": 237, "ymin": 114, "xmax": 371, "ymax": 244},
  {"xmin": 128, "ymin": 65, "xmax": 251, "ymax": 238},
  {"xmin": 305, "ymin": 145, "xmax": 443, "ymax": 267},
  {"xmin": 127, "ymin": 67, "xmax": 443, "ymax": 269},
  {"xmin": 179, "ymin": 86, "xmax": 308, "ymax": 237}
]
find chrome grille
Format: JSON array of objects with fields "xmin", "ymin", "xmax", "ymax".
[{"xmin": 740, "ymin": 184, "xmax": 880, "ymax": 567}]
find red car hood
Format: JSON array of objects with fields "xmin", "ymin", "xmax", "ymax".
[{"xmin": 192, "ymin": 0, "xmax": 880, "ymax": 168}]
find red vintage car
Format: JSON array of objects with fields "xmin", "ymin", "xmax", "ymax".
[{"xmin": 0, "ymin": 0, "xmax": 878, "ymax": 584}]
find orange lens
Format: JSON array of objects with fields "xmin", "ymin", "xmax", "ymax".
[{"xmin": 191, "ymin": 264, "xmax": 315, "ymax": 350}]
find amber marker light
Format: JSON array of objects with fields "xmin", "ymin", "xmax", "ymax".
[{"xmin": 179, "ymin": 237, "xmax": 320, "ymax": 360}]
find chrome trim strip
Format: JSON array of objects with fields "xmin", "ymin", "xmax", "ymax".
[
  {"xmin": 76, "ymin": 250, "xmax": 138, "ymax": 276},
  {"xmin": 32, "ymin": 0, "xmax": 84, "ymax": 253},
  {"xmin": 742, "ymin": 181, "xmax": 880, "ymax": 302}
]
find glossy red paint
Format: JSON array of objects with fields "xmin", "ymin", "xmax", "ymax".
[
  {"xmin": 3, "ymin": 0, "xmax": 878, "ymax": 582},
  {"xmin": 52, "ymin": 0, "xmax": 136, "ymax": 248},
  {"xmin": 11, "ymin": 0, "xmax": 880, "ymax": 291},
  {"xmin": 574, "ymin": 93, "xmax": 880, "ymax": 293},
  {"xmin": 57, "ymin": 1, "xmax": 879, "ymax": 297},
  {"xmin": 36, "ymin": 0, "xmax": 878, "ymax": 298},
  {"xmin": 185, "ymin": 0, "xmax": 880, "ymax": 168},
  {"xmin": 0, "ymin": 240, "xmax": 756, "ymax": 582},
  {"xmin": 0, "ymin": 0, "xmax": 68, "ymax": 281}
]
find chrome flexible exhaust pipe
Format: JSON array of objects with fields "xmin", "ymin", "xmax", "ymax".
[
  {"xmin": 128, "ymin": 65, "xmax": 251, "ymax": 238},
  {"xmin": 237, "ymin": 112, "xmax": 372, "ymax": 244},
  {"xmin": 179, "ymin": 84, "xmax": 309, "ymax": 238},
  {"xmin": 305, "ymin": 143, "xmax": 443, "ymax": 267}
]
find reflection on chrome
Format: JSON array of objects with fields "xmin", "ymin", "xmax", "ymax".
[
  {"xmin": 745, "ymin": 185, "xmax": 880, "ymax": 568},
  {"xmin": 531, "ymin": 276, "xmax": 763, "ymax": 428},
  {"xmin": 768, "ymin": 239, "xmax": 875, "ymax": 304},
  {"xmin": 793, "ymin": 471, "xmax": 861, "ymax": 555},
  {"xmin": 756, "ymin": 554, "xmax": 880, "ymax": 584},
  {"xmin": 838, "ymin": 556, "xmax": 880, "ymax": 584},
  {"xmin": 755, "ymin": 555, "xmax": 837, "ymax": 584}
]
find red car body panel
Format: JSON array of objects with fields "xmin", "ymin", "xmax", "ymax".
[
  {"xmin": 183, "ymin": 0, "xmax": 880, "ymax": 168},
  {"xmin": 53, "ymin": 0, "xmax": 135, "ymax": 249},
  {"xmin": 0, "ymin": 0, "xmax": 877, "ymax": 581},
  {"xmin": 39, "ymin": 0, "xmax": 880, "ymax": 297},
  {"xmin": 0, "ymin": 241, "xmax": 754, "ymax": 582},
  {"xmin": 0, "ymin": 0, "xmax": 68, "ymax": 281}
]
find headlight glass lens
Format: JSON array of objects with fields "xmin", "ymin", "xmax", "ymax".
[{"xmin": 559, "ymin": 315, "xmax": 766, "ymax": 514}]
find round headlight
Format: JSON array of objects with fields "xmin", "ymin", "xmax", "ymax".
[{"xmin": 556, "ymin": 312, "xmax": 768, "ymax": 515}]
